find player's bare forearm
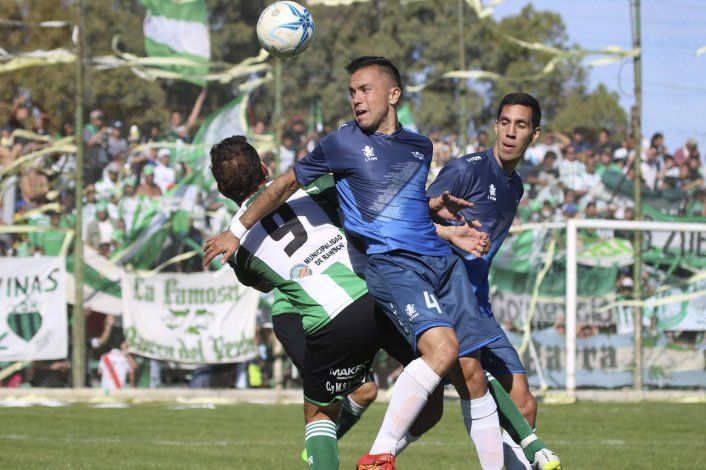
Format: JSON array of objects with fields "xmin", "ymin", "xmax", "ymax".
[
  {"xmin": 240, "ymin": 167, "xmax": 301, "ymax": 229},
  {"xmin": 203, "ymin": 168, "xmax": 301, "ymax": 266}
]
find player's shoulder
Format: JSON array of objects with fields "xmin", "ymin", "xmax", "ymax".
[
  {"xmin": 458, "ymin": 149, "xmax": 493, "ymax": 168},
  {"xmin": 318, "ymin": 120, "xmax": 359, "ymax": 149},
  {"xmin": 399, "ymin": 126, "xmax": 433, "ymax": 148},
  {"xmin": 328, "ymin": 120, "xmax": 358, "ymax": 139}
]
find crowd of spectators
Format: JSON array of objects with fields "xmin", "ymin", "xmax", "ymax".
[
  {"xmin": 430, "ymin": 127, "xmax": 706, "ymax": 225},
  {"xmin": 1, "ymin": 89, "xmax": 704, "ymax": 388}
]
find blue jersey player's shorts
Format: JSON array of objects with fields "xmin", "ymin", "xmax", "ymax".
[
  {"xmin": 365, "ymin": 250, "xmax": 501, "ymax": 357},
  {"xmin": 481, "ymin": 326, "xmax": 527, "ymax": 376}
]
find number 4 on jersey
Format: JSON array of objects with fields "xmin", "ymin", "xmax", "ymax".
[{"xmin": 423, "ymin": 291, "xmax": 442, "ymax": 314}]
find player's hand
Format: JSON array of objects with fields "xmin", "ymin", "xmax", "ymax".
[
  {"xmin": 203, "ymin": 230, "xmax": 240, "ymax": 267},
  {"xmin": 448, "ymin": 223, "xmax": 490, "ymax": 257},
  {"xmin": 428, "ymin": 191, "xmax": 474, "ymax": 222}
]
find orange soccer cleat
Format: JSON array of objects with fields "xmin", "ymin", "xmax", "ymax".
[{"xmin": 356, "ymin": 452, "xmax": 396, "ymax": 470}]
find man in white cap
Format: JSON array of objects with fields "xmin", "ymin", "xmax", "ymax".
[
  {"xmin": 95, "ymin": 161, "xmax": 121, "ymax": 200},
  {"xmin": 154, "ymin": 149, "xmax": 176, "ymax": 194}
]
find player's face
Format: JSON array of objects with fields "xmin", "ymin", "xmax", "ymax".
[
  {"xmin": 348, "ymin": 66, "xmax": 400, "ymax": 133},
  {"xmin": 494, "ymin": 104, "xmax": 540, "ymax": 163}
]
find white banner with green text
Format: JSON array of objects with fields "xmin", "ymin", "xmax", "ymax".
[
  {"xmin": 0, "ymin": 257, "xmax": 67, "ymax": 361},
  {"xmin": 121, "ymin": 270, "xmax": 259, "ymax": 364}
]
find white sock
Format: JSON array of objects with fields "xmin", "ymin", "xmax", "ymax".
[
  {"xmin": 460, "ymin": 391, "xmax": 504, "ymax": 470},
  {"xmin": 502, "ymin": 429, "xmax": 532, "ymax": 470},
  {"xmin": 345, "ymin": 395, "xmax": 367, "ymax": 416},
  {"xmin": 369, "ymin": 358, "xmax": 440, "ymax": 455},
  {"xmin": 395, "ymin": 431, "xmax": 420, "ymax": 455}
]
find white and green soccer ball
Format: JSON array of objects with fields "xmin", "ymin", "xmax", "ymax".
[{"xmin": 256, "ymin": 1, "xmax": 315, "ymax": 59}]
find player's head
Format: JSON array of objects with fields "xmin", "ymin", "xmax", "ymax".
[
  {"xmin": 346, "ymin": 56, "xmax": 402, "ymax": 133},
  {"xmin": 210, "ymin": 135, "xmax": 268, "ymax": 205},
  {"xmin": 494, "ymin": 92, "xmax": 541, "ymax": 165}
]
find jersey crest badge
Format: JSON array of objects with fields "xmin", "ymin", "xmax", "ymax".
[
  {"xmin": 488, "ymin": 183, "xmax": 497, "ymax": 201},
  {"xmin": 405, "ymin": 303, "xmax": 419, "ymax": 320},
  {"xmin": 290, "ymin": 263, "xmax": 312, "ymax": 280},
  {"xmin": 362, "ymin": 145, "xmax": 377, "ymax": 162},
  {"xmin": 410, "ymin": 151, "xmax": 424, "ymax": 160}
]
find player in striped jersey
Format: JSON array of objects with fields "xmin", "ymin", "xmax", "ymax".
[{"xmin": 208, "ymin": 136, "xmax": 456, "ymax": 469}]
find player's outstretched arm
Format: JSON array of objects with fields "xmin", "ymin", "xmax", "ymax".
[
  {"xmin": 428, "ymin": 191, "xmax": 474, "ymax": 222},
  {"xmin": 434, "ymin": 222, "xmax": 490, "ymax": 258},
  {"xmin": 203, "ymin": 168, "xmax": 301, "ymax": 266}
]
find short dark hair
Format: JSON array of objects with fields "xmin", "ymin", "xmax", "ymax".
[
  {"xmin": 496, "ymin": 92, "xmax": 541, "ymax": 129},
  {"xmin": 345, "ymin": 56, "xmax": 402, "ymax": 89},
  {"xmin": 210, "ymin": 136, "xmax": 267, "ymax": 205}
]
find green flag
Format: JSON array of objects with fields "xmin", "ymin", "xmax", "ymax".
[{"xmin": 139, "ymin": 0, "xmax": 210, "ymax": 86}]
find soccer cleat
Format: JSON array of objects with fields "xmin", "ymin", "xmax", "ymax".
[
  {"xmin": 300, "ymin": 448, "xmax": 307, "ymax": 463},
  {"xmin": 356, "ymin": 452, "xmax": 396, "ymax": 470},
  {"xmin": 533, "ymin": 448, "xmax": 561, "ymax": 470}
]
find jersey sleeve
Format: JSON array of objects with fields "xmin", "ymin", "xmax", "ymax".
[
  {"xmin": 228, "ymin": 248, "xmax": 264, "ymax": 288},
  {"xmin": 426, "ymin": 160, "xmax": 469, "ymax": 199},
  {"xmin": 293, "ymin": 142, "xmax": 331, "ymax": 187}
]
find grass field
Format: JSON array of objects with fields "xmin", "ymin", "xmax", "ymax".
[{"xmin": 1, "ymin": 401, "xmax": 704, "ymax": 469}]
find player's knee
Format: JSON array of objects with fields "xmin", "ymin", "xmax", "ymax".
[
  {"xmin": 351, "ymin": 381, "xmax": 378, "ymax": 407},
  {"xmin": 433, "ymin": 341, "xmax": 459, "ymax": 373},
  {"xmin": 419, "ymin": 332, "xmax": 459, "ymax": 374}
]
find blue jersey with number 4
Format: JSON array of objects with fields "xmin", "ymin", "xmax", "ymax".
[
  {"xmin": 426, "ymin": 149, "xmax": 524, "ymax": 316},
  {"xmin": 294, "ymin": 121, "xmax": 450, "ymax": 256}
]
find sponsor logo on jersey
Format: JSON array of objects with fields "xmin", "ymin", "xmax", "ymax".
[
  {"xmin": 290, "ymin": 263, "xmax": 312, "ymax": 280},
  {"xmin": 410, "ymin": 151, "xmax": 424, "ymax": 160},
  {"xmin": 467, "ymin": 155, "xmax": 482, "ymax": 162},
  {"xmin": 362, "ymin": 145, "xmax": 377, "ymax": 162},
  {"xmin": 488, "ymin": 183, "xmax": 497, "ymax": 201},
  {"xmin": 329, "ymin": 364, "xmax": 367, "ymax": 380},
  {"xmin": 405, "ymin": 303, "xmax": 419, "ymax": 320}
]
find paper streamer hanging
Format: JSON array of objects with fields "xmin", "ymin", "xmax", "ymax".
[
  {"xmin": 466, "ymin": 0, "xmax": 506, "ymax": 19},
  {"xmin": 0, "ymin": 48, "xmax": 76, "ymax": 73},
  {"xmin": 0, "ymin": 18, "xmax": 72, "ymax": 28},
  {"xmin": 0, "ymin": 136, "xmax": 76, "ymax": 178},
  {"xmin": 407, "ymin": 42, "xmax": 638, "ymax": 92},
  {"xmin": 93, "ymin": 38, "xmax": 271, "ymax": 84},
  {"xmin": 0, "ymin": 40, "xmax": 270, "ymax": 84}
]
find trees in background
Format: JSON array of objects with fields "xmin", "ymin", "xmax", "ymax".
[{"xmin": 0, "ymin": 0, "xmax": 626, "ymax": 137}]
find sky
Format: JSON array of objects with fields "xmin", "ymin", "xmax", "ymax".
[{"xmin": 492, "ymin": 0, "xmax": 706, "ymax": 152}]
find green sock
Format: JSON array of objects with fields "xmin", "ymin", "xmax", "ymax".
[
  {"xmin": 336, "ymin": 396, "xmax": 367, "ymax": 439},
  {"xmin": 305, "ymin": 419, "xmax": 339, "ymax": 469},
  {"xmin": 487, "ymin": 374, "xmax": 546, "ymax": 463}
]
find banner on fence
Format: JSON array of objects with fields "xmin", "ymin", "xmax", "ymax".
[
  {"xmin": 512, "ymin": 328, "xmax": 706, "ymax": 389},
  {"xmin": 0, "ymin": 257, "xmax": 67, "ymax": 361},
  {"xmin": 121, "ymin": 269, "xmax": 259, "ymax": 364}
]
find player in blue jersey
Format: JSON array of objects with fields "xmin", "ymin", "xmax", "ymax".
[
  {"xmin": 204, "ymin": 56, "xmax": 504, "ymax": 469},
  {"xmin": 427, "ymin": 93, "xmax": 561, "ymax": 470}
]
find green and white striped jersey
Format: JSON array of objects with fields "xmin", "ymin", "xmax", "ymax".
[{"xmin": 230, "ymin": 176, "xmax": 369, "ymax": 334}]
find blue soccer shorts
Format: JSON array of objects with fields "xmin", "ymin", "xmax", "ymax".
[
  {"xmin": 365, "ymin": 250, "xmax": 501, "ymax": 357},
  {"xmin": 481, "ymin": 326, "xmax": 527, "ymax": 376}
]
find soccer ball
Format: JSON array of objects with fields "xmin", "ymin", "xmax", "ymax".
[{"xmin": 256, "ymin": 1, "xmax": 315, "ymax": 59}]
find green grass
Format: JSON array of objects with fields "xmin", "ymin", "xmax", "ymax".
[{"xmin": 1, "ymin": 401, "xmax": 704, "ymax": 469}]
